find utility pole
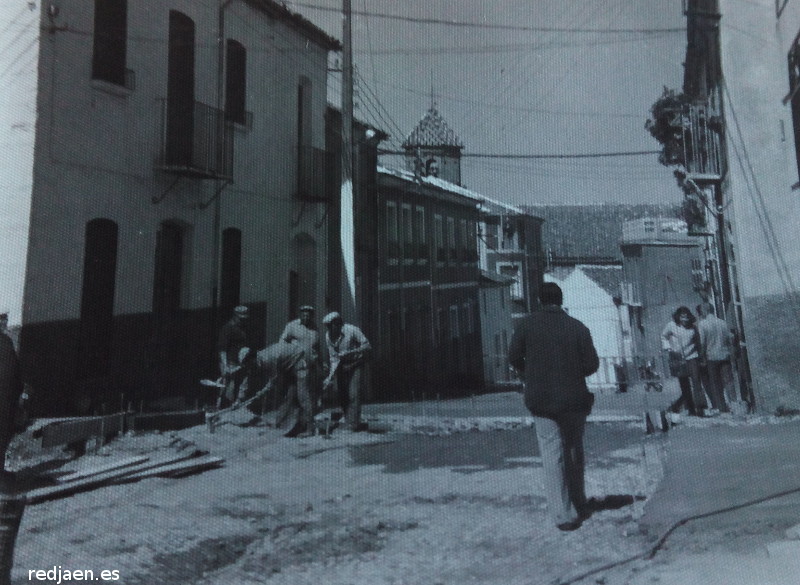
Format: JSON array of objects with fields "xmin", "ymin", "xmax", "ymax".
[{"xmin": 340, "ymin": 0, "xmax": 357, "ymax": 324}]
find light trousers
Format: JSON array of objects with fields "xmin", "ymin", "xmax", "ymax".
[{"xmin": 533, "ymin": 412, "xmax": 588, "ymax": 525}]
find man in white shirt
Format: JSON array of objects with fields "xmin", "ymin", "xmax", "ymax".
[{"xmin": 322, "ymin": 312, "xmax": 371, "ymax": 432}]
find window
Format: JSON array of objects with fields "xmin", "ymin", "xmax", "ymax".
[
  {"xmin": 414, "ymin": 206, "xmax": 427, "ymax": 261},
  {"xmin": 402, "ymin": 203, "xmax": 413, "ymax": 262},
  {"xmin": 458, "ymin": 219, "xmax": 467, "ymax": 262},
  {"xmin": 386, "ymin": 202, "xmax": 399, "ymax": 262},
  {"xmin": 434, "ymin": 214, "xmax": 445, "ymax": 262},
  {"xmin": 447, "ymin": 217, "xmax": 456, "ymax": 262},
  {"xmin": 92, "ymin": 0, "xmax": 128, "ymax": 86},
  {"xmin": 78, "ymin": 219, "xmax": 118, "ymax": 378},
  {"xmin": 498, "ymin": 263, "xmax": 523, "ymax": 300},
  {"xmin": 225, "ymin": 40, "xmax": 247, "ymax": 124},
  {"xmin": 466, "ymin": 220, "xmax": 478, "ymax": 262},
  {"xmin": 484, "ymin": 222, "xmax": 498, "ymax": 250},
  {"xmin": 463, "ymin": 302, "xmax": 473, "ymax": 334},
  {"xmin": 449, "ymin": 305, "xmax": 460, "ymax": 339},
  {"xmin": 165, "ymin": 11, "xmax": 195, "ymax": 167}
]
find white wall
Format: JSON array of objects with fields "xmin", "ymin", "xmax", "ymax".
[
  {"xmin": 546, "ymin": 267, "xmax": 628, "ymax": 390},
  {"xmin": 0, "ymin": 1, "xmax": 38, "ymax": 326},
  {"xmin": 24, "ymin": 0, "xmax": 332, "ymax": 337}
]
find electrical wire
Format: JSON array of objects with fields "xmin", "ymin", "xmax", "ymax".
[{"xmin": 285, "ymin": 2, "xmax": 685, "ymax": 34}]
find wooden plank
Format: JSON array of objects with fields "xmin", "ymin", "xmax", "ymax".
[
  {"xmin": 56, "ymin": 456, "xmax": 150, "ymax": 483},
  {"xmin": 115, "ymin": 456, "xmax": 224, "ymax": 482},
  {"xmin": 40, "ymin": 415, "xmax": 124, "ymax": 449},
  {"xmin": 130, "ymin": 410, "xmax": 205, "ymax": 432},
  {"xmin": 25, "ymin": 451, "xmax": 208, "ymax": 504}
]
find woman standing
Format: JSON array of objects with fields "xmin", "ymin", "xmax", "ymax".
[{"xmin": 662, "ymin": 306, "xmax": 707, "ymax": 416}]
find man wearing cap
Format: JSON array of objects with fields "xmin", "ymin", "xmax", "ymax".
[
  {"xmin": 321, "ymin": 312, "xmax": 371, "ymax": 432},
  {"xmin": 216, "ymin": 306, "xmax": 249, "ymax": 406},
  {"xmin": 276, "ymin": 306, "xmax": 321, "ymax": 435},
  {"xmin": 0, "ymin": 310, "xmax": 22, "ymax": 470}
]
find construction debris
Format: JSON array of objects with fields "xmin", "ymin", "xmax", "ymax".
[{"xmin": 26, "ymin": 451, "xmax": 224, "ymax": 505}]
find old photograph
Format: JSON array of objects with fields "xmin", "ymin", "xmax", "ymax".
[{"xmin": 2, "ymin": 0, "xmax": 800, "ymax": 583}]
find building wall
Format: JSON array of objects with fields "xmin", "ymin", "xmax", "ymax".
[
  {"xmin": 621, "ymin": 242, "xmax": 705, "ymax": 372},
  {"xmin": 478, "ymin": 285, "xmax": 514, "ymax": 385},
  {"xmin": 372, "ymin": 173, "xmax": 483, "ymax": 400},
  {"xmin": 716, "ymin": 0, "xmax": 800, "ymax": 409},
  {"xmin": 21, "ymin": 0, "xmax": 333, "ymax": 413},
  {"xmin": 0, "ymin": 3, "xmax": 38, "ymax": 327},
  {"xmin": 479, "ymin": 211, "xmax": 544, "ymax": 318}
]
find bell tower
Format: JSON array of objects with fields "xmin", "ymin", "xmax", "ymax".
[{"xmin": 402, "ymin": 103, "xmax": 464, "ymax": 186}]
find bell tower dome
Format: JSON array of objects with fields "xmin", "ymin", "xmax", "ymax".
[{"xmin": 402, "ymin": 104, "xmax": 464, "ymax": 186}]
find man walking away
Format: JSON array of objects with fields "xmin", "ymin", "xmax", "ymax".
[
  {"xmin": 321, "ymin": 312, "xmax": 371, "ymax": 432},
  {"xmin": 509, "ymin": 283, "xmax": 599, "ymax": 531},
  {"xmin": 696, "ymin": 302, "xmax": 735, "ymax": 414},
  {"xmin": 216, "ymin": 305, "xmax": 249, "ymax": 407}
]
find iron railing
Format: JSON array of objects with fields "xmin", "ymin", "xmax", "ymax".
[
  {"xmin": 681, "ymin": 95, "xmax": 724, "ymax": 179},
  {"xmin": 157, "ymin": 99, "xmax": 234, "ymax": 180},
  {"xmin": 296, "ymin": 144, "xmax": 335, "ymax": 201}
]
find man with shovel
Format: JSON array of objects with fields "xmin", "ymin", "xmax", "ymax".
[{"xmin": 216, "ymin": 305, "xmax": 249, "ymax": 407}]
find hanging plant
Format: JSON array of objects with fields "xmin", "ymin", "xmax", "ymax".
[{"xmin": 645, "ymin": 87, "xmax": 690, "ymax": 168}]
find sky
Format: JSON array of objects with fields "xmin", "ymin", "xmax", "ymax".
[{"xmin": 285, "ymin": 0, "xmax": 688, "ymax": 206}]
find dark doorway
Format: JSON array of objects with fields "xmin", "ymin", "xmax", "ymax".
[
  {"xmin": 288, "ymin": 270, "xmax": 300, "ymax": 321},
  {"xmin": 165, "ymin": 10, "xmax": 195, "ymax": 166},
  {"xmin": 78, "ymin": 218, "xmax": 118, "ymax": 380},
  {"xmin": 220, "ymin": 227, "xmax": 242, "ymax": 313},
  {"xmin": 153, "ymin": 222, "xmax": 184, "ymax": 365}
]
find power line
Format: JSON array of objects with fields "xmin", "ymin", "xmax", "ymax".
[
  {"xmin": 286, "ymin": 2, "xmax": 685, "ymax": 34},
  {"xmin": 356, "ymin": 32, "xmax": 678, "ymax": 56}
]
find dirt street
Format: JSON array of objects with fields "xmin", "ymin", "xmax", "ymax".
[{"xmin": 9, "ymin": 395, "xmax": 667, "ymax": 585}]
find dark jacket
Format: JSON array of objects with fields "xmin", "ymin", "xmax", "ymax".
[
  {"xmin": 0, "ymin": 333, "xmax": 22, "ymax": 446},
  {"xmin": 508, "ymin": 305, "xmax": 600, "ymax": 418}
]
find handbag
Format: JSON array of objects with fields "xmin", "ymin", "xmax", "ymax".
[{"xmin": 668, "ymin": 350, "xmax": 689, "ymax": 378}]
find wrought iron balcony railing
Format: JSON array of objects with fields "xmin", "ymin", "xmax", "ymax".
[
  {"xmin": 157, "ymin": 99, "xmax": 234, "ymax": 180},
  {"xmin": 296, "ymin": 144, "xmax": 336, "ymax": 201},
  {"xmin": 681, "ymin": 96, "xmax": 724, "ymax": 180}
]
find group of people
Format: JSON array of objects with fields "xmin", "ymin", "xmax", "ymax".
[
  {"xmin": 215, "ymin": 305, "xmax": 372, "ymax": 438},
  {"xmin": 507, "ymin": 285, "xmax": 744, "ymax": 533},
  {"xmin": 661, "ymin": 302, "xmax": 738, "ymax": 417}
]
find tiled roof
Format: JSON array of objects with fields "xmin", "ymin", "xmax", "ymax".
[
  {"xmin": 377, "ymin": 166, "xmax": 482, "ymax": 202},
  {"xmin": 579, "ymin": 265, "xmax": 624, "ymax": 299},
  {"xmin": 523, "ymin": 203, "xmax": 682, "ymax": 261},
  {"xmin": 403, "ymin": 107, "xmax": 464, "ymax": 149}
]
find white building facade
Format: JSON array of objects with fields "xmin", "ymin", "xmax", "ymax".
[{"xmin": 5, "ymin": 0, "xmax": 339, "ymax": 413}]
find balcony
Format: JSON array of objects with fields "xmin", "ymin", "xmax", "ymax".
[
  {"xmin": 157, "ymin": 99, "xmax": 234, "ymax": 180},
  {"xmin": 681, "ymin": 97, "xmax": 724, "ymax": 181},
  {"xmin": 296, "ymin": 145, "xmax": 336, "ymax": 201}
]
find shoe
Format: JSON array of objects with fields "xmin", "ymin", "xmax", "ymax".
[
  {"xmin": 295, "ymin": 430, "xmax": 314, "ymax": 439},
  {"xmin": 557, "ymin": 520, "xmax": 582, "ymax": 532}
]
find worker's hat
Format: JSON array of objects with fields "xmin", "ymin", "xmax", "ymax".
[
  {"xmin": 238, "ymin": 347, "xmax": 252, "ymax": 364},
  {"xmin": 234, "ymin": 305, "xmax": 249, "ymax": 318},
  {"xmin": 298, "ymin": 305, "xmax": 315, "ymax": 313},
  {"xmin": 322, "ymin": 311, "xmax": 342, "ymax": 325}
]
